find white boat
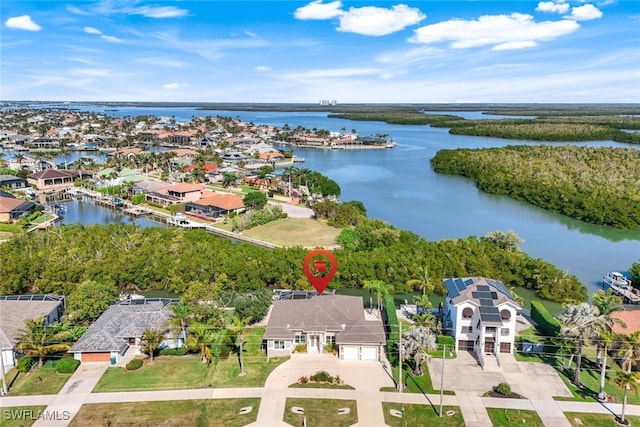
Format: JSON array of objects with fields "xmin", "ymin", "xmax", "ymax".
[{"xmin": 604, "ymin": 272, "xmax": 632, "ymax": 289}]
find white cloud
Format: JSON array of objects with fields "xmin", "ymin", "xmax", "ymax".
[
  {"xmin": 255, "ymin": 66, "xmax": 271, "ymax": 72},
  {"xmin": 5, "ymin": 15, "xmax": 41, "ymax": 31},
  {"xmin": 566, "ymin": 4, "xmax": 603, "ymax": 21},
  {"xmin": 100, "ymin": 35, "xmax": 123, "ymax": 43},
  {"xmin": 284, "ymin": 67, "xmax": 381, "ymax": 79},
  {"xmin": 536, "ymin": 1, "xmax": 570, "ymax": 14},
  {"xmin": 338, "ymin": 4, "xmax": 426, "ymax": 36},
  {"xmin": 410, "ymin": 13, "xmax": 579, "ymax": 50},
  {"xmin": 162, "ymin": 82, "xmax": 189, "ymax": 90},
  {"xmin": 66, "ymin": 5, "xmax": 91, "ymax": 16},
  {"xmin": 134, "ymin": 57, "xmax": 188, "ymax": 68},
  {"xmin": 294, "ymin": 1, "xmax": 343, "ymax": 20},
  {"xmin": 83, "ymin": 27, "xmax": 102, "ymax": 35},
  {"xmin": 494, "ymin": 41, "xmax": 538, "ymax": 51},
  {"xmin": 131, "ymin": 6, "xmax": 188, "ymax": 19}
]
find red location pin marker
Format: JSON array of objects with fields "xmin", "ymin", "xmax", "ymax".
[{"xmin": 303, "ymin": 249, "xmax": 338, "ymax": 294}]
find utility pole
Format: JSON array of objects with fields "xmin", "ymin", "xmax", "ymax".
[
  {"xmin": 439, "ymin": 344, "xmax": 446, "ymax": 417},
  {"xmin": 398, "ymin": 321, "xmax": 403, "ymax": 392}
]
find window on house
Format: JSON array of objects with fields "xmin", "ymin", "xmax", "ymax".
[
  {"xmin": 325, "ymin": 335, "xmax": 336, "ymax": 344},
  {"xmin": 501, "ymin": 328, "xmax": 510, "ymax": 336},
  {"xmin": 500, "ymin": 309, "xmax": 511, "ymax": 320},
  {"xmin": 274, "ymin": 340, "xmax": 285, "ymax": 350},
  {"xmin": 486, "ymin": 327, "xmax": 497, "ymax": 333},
  {"xmin": 294, "ymin": 334, "xmax": 306, "ymax": 344},
  {"xmin": 461, "ymin": 326, "xmax": 473, "ymax": 334},
  {"xmin": 462, "ymin": 307, "xmax": 474, "ymax": 319}
]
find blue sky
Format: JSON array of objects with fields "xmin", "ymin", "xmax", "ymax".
[{"xmin": 1, "ymin": 0, "xmax": 638, "ymax": 103}]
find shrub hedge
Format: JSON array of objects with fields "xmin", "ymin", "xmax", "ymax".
[
  {"xmin": 531, "ymin": 301, "xmax": 560, "ymax": 337},
  {"xmin": 126, "ymin": 358, "xmax": 143, "ymax": 371},
  {"xmin": 17, "ymin": 356, "xmax": 34, "ymax": 373},
  {"xmin": 158, "ymin": 347, "xmax": 188, "ymax": 356},
  {"xmin": 56, "ymin": 358, "xmax": 81, "ymax": 374},
  {"xmin": 383, "ymin": 294, "xmax": 399, "ymax": 365},
  {"xmin": 437, "ymin": 335, "xmax": 455, "ymax": 346}
]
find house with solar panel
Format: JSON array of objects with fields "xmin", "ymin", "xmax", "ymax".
[{"xmin": 443, "ymin": 277, "xmax": 521, "ymax": 369}]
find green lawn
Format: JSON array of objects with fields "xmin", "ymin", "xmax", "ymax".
[
  {"xmin": 382, "ymin": 403, "xmax": 464, "ymax": 427},
  {"xmin": 486, "ymin": 408, "xmax": 544, "ymax": 427},
  {"xmin": 566, "ymin": 412, "xmax": 640, "ymax": 426},
  {"xmin": 94, "ymin": 328, "xmax": 287, "ymax": 392},
  {"xmin": 69, "ymin": 399, "xmax": 259, "ymax": 427},
  {"xmin": 242, "ymin": 218, "xmax": 340, "ymax": 247},
  {"xmin": 283, "ymin": 398, "xmax": 357, "ymax": 427},
  {"xmin": 380, "ymin": 362, "xmax": 455, "ymax": 395},
  {"xmin": 5, "ymin": 367, "xmax": 71, "ymax": 396},
  {"xmin": 0, "ymin": 406, "xmax": 47, "ymax": 427}
]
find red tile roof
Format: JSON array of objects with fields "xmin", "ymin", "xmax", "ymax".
[
  {"xmin": 167, "ymin": 183, "xmax": 203, "ymax": 193},
  {"xmin": 0, "ymin": 196, "xmax": 25, "ymax": 213},
  {"xmin": 193, "ymin": 193, "xmax": 244, "ymax": 210},
  {"xmin": 611, "ymin": 310, "xmax": 640, "ymax": 335}
]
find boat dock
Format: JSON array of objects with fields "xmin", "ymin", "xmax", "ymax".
[{"xmin": 604, "ymin": 274, "xmax": 640, "ymax": 304}]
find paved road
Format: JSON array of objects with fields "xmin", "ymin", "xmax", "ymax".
[{"xmin": 3, "ymin": 352, "xmax": 640, "ymax": 426}]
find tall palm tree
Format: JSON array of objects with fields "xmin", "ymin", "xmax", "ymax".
[
  {"xmin": 617, "ymin": 332, "xmax": 640, "ymax": 373},
  {"xmin": 13, "ymin": 153, "xmax": 26, "ymax": 170},
  {"xmin": 363, "ymin": 280, "xmax": 392, "ymax": 314},
  {"xmin": 226, "ymin": 315, "xmax": 251, "ymax": 375},
  {"xmin": 15, "ymin": 318, "xmax": 71, "ymax": 367},
  {"xmin": 613, "ymin": 369, "xmax": 640, "ymax": 425},
  {"xmin": 592, "ymin": 288, "xmax": 625, "ymax": 400},
  {"xmin": 558, "ymin": 302, "xmax": 607, "ymax": 386},
  {"xmin": 168, "ymin": 302, "xmax": 191, "ymax": 346},
  {"xmin": 221, "ymin": 172, "xmax": 237, "ymax": 189},
  {"xmin": 406, "ymin": 265, "xmax": 435, "ymax": 296},
  {"xmin": 141, "ymin": 329, "xmax": 164, "ymax": 363}
]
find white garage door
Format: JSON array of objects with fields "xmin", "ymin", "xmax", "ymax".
[
  {"xmin": 360, "ymin": 346, "xmax": 378, "ymax": 361},
  {"xmin": 342, "ymin": 346, "xmax": 359, "ymax": 360}
]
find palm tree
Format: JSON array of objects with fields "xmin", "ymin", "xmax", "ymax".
[
  {"xmin": 186, "ymin": 323, "xmax": 216, "ymax": 364},
  {"xmin": 13, "ymin": 153, "xmax": 26, "ymax": 171},
  {"xmin": 592, "ymin": 289, "xmax": 625, "ymax": 400},
  {"xmin": 221, "ymin": 172, "xmax": 237, "ymax": 189},
  {"xmin": 14, "ymin": 318, "xmax": 71, "ymax": 367},
  {"xmin": 141, "ymin": 329, "xmax": 164, "ymax": 363},
  {"xmin": 168, "ymin": 302, "xmax": 191, "ymax": 346},
  {"xmin": 412, "ymin": 312, "xmax": 436, "ymax": 330},
  {"xmin": 557, "ymin": 302, "xmax": 607, "ymax": 386},
  {"xmin": 226, "ymin": 315, "xmax": 251, "ymax": 375},
  {"xmin": 613, "ymin": 369, "xmax": 640, "ymax": 425},
  {"xmin": 406, "ymin": 265, "xmax": 435, "ymax": 296},
  {"xmin": 363, "ymin": 280, "xmax": 392, "ymax": 314},
  {"xmin": 617, "ymin": 332, "xmax": 640, "ymax": 373}
]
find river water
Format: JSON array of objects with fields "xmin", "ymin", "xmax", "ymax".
[{"xmin": 6, "ymin": 105, "xmax": 640, "ymax": 294}]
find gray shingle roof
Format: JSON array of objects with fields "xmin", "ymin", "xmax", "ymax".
[
  {"xmin": 70, "ymin": 302, "xmax": 173, "ymax": 353},
  {"xmin": 0, "ymin": 299, "xmax": 63, "ymax": 350},
  {"xmin": 264, "ymin": 295, "xmax": 385, "ymax": 345}
]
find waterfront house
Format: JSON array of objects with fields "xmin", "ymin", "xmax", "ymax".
[
  {"xmin": 27, "ymin": 169, "xmax": 79, "ymax": 190},
  {"xmin": 69, "ymin": 299, "xmax": 177, "ymax": 363},
  {"xmin": 0, "ymin": 295, "xmax": 65, "ymax": 372},
  {"xmin": 145, "ymin": 183, "xmax": 203, "ymax": 206},
  {"xmin": 0, "ymin": 174, "xmax": 28, "ymax": 190},
  {"xmin": 185, "ymin": 192, "xmax": 244, "ymax": 218},
  {"xmin": 443, "ymin": 277, "xmax": 521, "ymax": 367},
  {"xmin": 263, "ymin": 295, "xmax": 386, "ymax": 361},
  {"xmin": 0, "ymin": 196, "xmax": 36, "ymax": 222}
]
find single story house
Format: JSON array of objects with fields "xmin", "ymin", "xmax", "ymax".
[
  {"xmin": 0, "ymin": 175, "xmax": 28, "ymax": 190},
  {"xmin": 69, "ymin": 299, "xmax": 177, "ymax": 363},
  {"xmin": 186, "ymin": 192, "xmax": 244, "ymax": 218},
  {"xmin": 0, "ymin": 295, "xmax": 65, "ymax": 373},
  {"xmin": 263, "ymin": 295, "xmax": 386, "ymax": 361},
  {"xmin": 0, "ymin": 196, "xmax": 36, "ymax": 222},
  {"xmin": 443, "ymin": 277, "xmax": 521, "ymax": 367}
]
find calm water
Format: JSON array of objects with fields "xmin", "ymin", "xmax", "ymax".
[{"xmin": 7, "ymin": 105, "xmax": 640, "ymax": 294}]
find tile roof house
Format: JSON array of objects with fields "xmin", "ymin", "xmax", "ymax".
[
  {"xmin": 263, "ymin": 295, "xmax": 386, "ymax": 361},
  {"xmin": 610, "ymin": 310, "xmax": 640, "ymax": 335},
  {"xmin": 27, "ymin": 169, "xmax": 80, "ymax": 190},
  {"xmin": 69, "ymin": 300, "xmax": 177, "ymax": 363},
  {"xmin": 186, "ymin": 192, "xmax": 244, "ymax": 218},
  {"xmin": 0, "ymin": 196, "xmax": 36, "ymax": 223},
  {"xmin": 443, "ymin": 277, "xmax": 521, "ymax": 369},
  {"xmin": 0, "ymin": 295, "xmax": 65, "ymax": 373}
]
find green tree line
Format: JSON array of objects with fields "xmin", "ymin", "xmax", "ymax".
[
  {"xmin": 431, "ymin": 145, "xmax": 640, "ymax": 229},
  {"xmin": 0, "ymin": 222, "xmax": 587, "ymax": 303}
]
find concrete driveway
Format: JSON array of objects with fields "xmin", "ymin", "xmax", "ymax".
[
  {"xmin": 428, "ymin": 351, "xmax": 571, "ymax": 399},
  {"xmin": 250, "ymin": 353, "xmax": 395, "ymax": 427}
]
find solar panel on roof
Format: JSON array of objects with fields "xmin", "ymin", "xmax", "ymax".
[
  {"xmin": 479, "ymin": 306, "xmax": 502, "ymax": 323},
  {"xmin": 464, "ymin": 278, "xmax": 474, "ymax": 286},
  {"xmin": 476, "ymin": 292, "xmax": 492, "ymax": 299},
  {"xmin": 444, "ymin": 279, "xmax": 460, "ymax": 298},
  {"xmin": 479, "ymin": 298, "xmax": 494, "ymax": 307},
  {"xmin": 477, "ymin": 285, "xmax": 490, "ymax": 291},
  {"xmin": 455, "ymin": 278, "xmax": 467, "ymax": 291},
  {"xmin": 491, "ymin": 292, "xmax": 498, "ymax": 300}
]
